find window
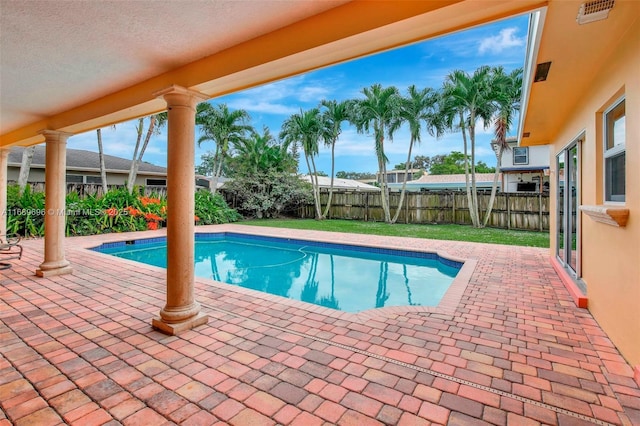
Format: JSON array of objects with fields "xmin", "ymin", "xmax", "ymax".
[
  {"xmin": 66, "ymin": 174, "xmax": 83, "ymax": 183},
  {"xmin": 146, "ymin": 178, "xmax": 167, "ymax": 186},
  {"xmin": 85, "ymin": 176, "xmax": 102, "ymax": 184},
  {"xmin": 604, "ymin": 97, "xmax": 625, "ymax": 202},
  {"xmin": 513, "ymin": 147, "xmax": 529, "ymax": 165}
]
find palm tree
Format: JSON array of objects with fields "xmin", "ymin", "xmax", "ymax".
[
  {"xmin": 391, "ymin": 85, "xmax": 442, "ymax": 224},
  {"xmin": 196, "ymin": 103, "xmax": 252, "ymax": 195},
  {"xmin": 280, "ymin": 108, "xmax": 323, "ymax": 219},
  {"xmin": 484, "ymin": 67, "xmax": 523, "ymax": 227},
  {"xmin": 441, "ymin": 67, "xmax": 495, "ymax": 227},
  {"xmin": 319, "ymin": 99, "xmax": 350, "ymax": 219},
  {"xmin": 127, "ymin": 112, "xmax": 168, "ymax": 193},
  {"xmin": 234, "ymin": 127, "xmax": 293, "ymax": 175},
  {"xmin": 351, "ymin": 84, "xmax": 402, "ymax": 223}
]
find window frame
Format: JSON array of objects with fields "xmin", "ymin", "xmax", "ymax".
[
  {"xmin": 146, "ymin": 178, "xmax": 167, "ymax": 186},
  {"xmin": 513, "ymin": 147, "xmax": 529, "ymax": 165},
  {"xmin": 603, "ymin": 96, "xmax": 625, "ymax": 203}
]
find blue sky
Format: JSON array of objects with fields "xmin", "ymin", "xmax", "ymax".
[{"xmin": 67, "ymin": 13, "xmax": 530, "ymax": 175}]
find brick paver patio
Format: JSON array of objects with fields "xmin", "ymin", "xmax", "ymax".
[{"xmin": 1, "ymin": 224, "xmax": 638, "ymax": 425}]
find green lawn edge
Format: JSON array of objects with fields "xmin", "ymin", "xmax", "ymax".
[{"xmin": 240, "ymin": 218, "xmax": 550, "ymax": 248}]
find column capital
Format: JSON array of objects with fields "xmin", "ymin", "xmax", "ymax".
[
  {"xmin": 38, "ymin": 130, "xmax": 73, "ymax": 142},
  {"xmin": 154, "ymin": 85, "xmax": 208, "ymax": 108}
]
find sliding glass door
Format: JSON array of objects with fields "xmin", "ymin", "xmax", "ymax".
[{"xmin": 556, "ymin": 140, "xmax": 581, "ymax": 277}]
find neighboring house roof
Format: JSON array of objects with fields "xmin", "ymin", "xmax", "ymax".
[
  {"xmin": 411, "ymin": 173, "xmax": 497, "ymax": 184},
  {"xmin": 301, "ymin": 175, "xmax": 380, "ymax": 192},
  {"xmin": 8, "ymin": 146, "xmax": 167, "ymax": 176},
  {"xmin": 388, "ymin": 173, "xmax": 499, "ymax": 191}
]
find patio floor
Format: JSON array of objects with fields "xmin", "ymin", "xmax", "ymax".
[{"xmin": 1, "ymin": 224, "xmax": 638, "ymax": 426}]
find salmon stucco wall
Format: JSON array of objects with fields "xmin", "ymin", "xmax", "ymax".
[{"xmin": 549, "ymin": 21, "xmax": 639, "ymax": 368}]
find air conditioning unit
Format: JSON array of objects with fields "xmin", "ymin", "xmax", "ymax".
[{"xmin": 576, "ymin": 0, "xmax": 615, "ymax": 25}]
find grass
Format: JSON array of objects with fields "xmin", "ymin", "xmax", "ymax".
[{"xmin": 240, "ymin": 218, "xmax": 550, "ymax": 248}]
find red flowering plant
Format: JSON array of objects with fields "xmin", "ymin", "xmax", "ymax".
[{"xmin": 136, "ymin": 195, "xmax": 166, "ymax": 231}]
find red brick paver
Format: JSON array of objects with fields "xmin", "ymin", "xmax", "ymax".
[{"xmin": 1, "ymin": 224, "xmax": 639, "ymax": 425}]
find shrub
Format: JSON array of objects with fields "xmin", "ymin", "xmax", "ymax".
[
  {"xmin": 194, "ymin": 190, "xmax": 241, "ymax": 225},
  {"xmin": 225, "ymin": 171, "xmax": 312, "ymax": 218}
]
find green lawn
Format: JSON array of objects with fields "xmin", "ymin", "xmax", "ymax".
[{"xmin": 240, "ymin": 218, "xmax": 550, "ymax": 248}]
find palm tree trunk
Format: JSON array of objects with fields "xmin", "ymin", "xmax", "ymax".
[
  {"xmin": 483, "ymin": 146, "xmax": 504, "ymax": 227},
  {"xmin": 127, "ymin": 118, "xmax": 144, "ymax": 193},
  {"xmin": 391, "ymin": 137, "xmax": 415, "ymax": 224},
  {"xmin": 309, "ymin": 155, "xmax": 323, "ymax": 220},
  {"xmin": 469, "ymin": 123, "xmax": 481, "ymax": 228},
  {"xmin": 460, "ymin": 113, "xmax": 478, "ymax": 227},
  {"xmin": 322, "ymin": 139, "xmax": 336, "ymax": 219},
  {"xmin": 304, "ymin": 154, "xmax": 321, "ymax": 220},
  {"xmin": 128, "ymin": 115, "xmax": 156, "ymax": 193},
  {"xmin": 17, "ymin": 146, "xmax": 36, "ymax": 193},
  {"xmin": 96, "ymin": 129, "xmax": 108, "ymax": 195}
]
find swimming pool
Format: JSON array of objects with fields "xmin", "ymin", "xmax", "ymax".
[{"xmin": 93, "ymin": 233, "xmax": 462, "ymax": 313}]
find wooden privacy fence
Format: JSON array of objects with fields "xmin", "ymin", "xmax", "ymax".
[{"xmin": 298, "ymin": 190, "xmax": 550, "ymax": 231}]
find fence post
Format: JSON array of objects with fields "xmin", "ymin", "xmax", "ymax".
[
  {"xmin": 405, "ymin": 192, "xmax": 409, "ymax": 224},
  {"xmin": 539, "ymin": 192, "xmax": 543, "ymax": 231},
  {"xmin": 507, "ymin": 192, "xmax": 511, "ymax": 230},
  {"xmin": 365, "ymin": 192, "xmax": 369, "ymax": 222},
  {"xmin": 452, "ymin": 192, "xmax": 456, "ymax": 224}
]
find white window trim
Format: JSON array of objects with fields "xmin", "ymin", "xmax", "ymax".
[
  {"xmin": 603, "ymin": 96, "xmax": 625, "ymax": 203},
  {"xmin": 513, "ymin": 147, "xmax": 529, "ymax": 165}
]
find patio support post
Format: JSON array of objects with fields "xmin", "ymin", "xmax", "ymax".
[
  {"xmin": 0, "ymin": 149, "xmax": 9, "ymax": 236},
  {"xmin": 36, "ymin": 130, "xmax": 73, "ymax": 277},
  {"xmin": 152, "ymin": 85, "xmax": 208, "ymax": 334}
]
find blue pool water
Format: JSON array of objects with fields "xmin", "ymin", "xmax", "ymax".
[{"xmin": 94, "ymin": 233, "xmax": 461, "ymax": 313}]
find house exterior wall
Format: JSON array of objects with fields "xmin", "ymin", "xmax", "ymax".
[
  {"xmin": 7, "ymin": 167, "xmax": 164, "ymax": 187},
  {"xmin": 501, "ymin": 144, "xmax": 550, "ymax": 168},
  {"xmin": 548, "ymin": 22, "xmax": 639, "ymax": 367}
]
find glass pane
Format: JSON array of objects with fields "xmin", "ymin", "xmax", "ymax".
[
  {"xmin": 568, "ymin": 146, "xmax": 578, "ymax": 272},
  {"xmin": 556, "ymin": 153, "xmax": 565, "ymax": 262},
  {"xmin": 606, "ymin": 152, "xmax": 625, "ymax": 202},
  {"xmin": 606, "ymin": 100, "xmax": 625, "ymax": 150}
]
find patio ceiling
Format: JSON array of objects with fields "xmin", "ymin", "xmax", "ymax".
[
  {"xmin": 0, "ymin": 0, "xmax": 544, "ymax": 148},
  {"xmin": 519, "ymin": 0, "xmax": 638, "ymax": 146}
]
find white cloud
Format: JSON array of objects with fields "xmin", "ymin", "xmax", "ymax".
[{"xmin": 478, "ymin": 28, "xmax": 525, "ymax": 55}]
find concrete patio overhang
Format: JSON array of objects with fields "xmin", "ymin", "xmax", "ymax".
[
  {"xmin": 518, "ymin": 0, "xmax": 638, "ymax": 147},
  {"xmin": 0, "ymin": 0, "xmax": 545, "ymax": 148}
]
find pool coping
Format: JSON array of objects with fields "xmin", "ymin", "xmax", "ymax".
[{"xmin": 81, "ymin": 224, "xmax": 477, "ymax": 322}]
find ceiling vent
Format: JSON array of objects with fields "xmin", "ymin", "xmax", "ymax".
[{"xmin": 577, "ymin": 0, "xmax": 615, "ymax": 24}]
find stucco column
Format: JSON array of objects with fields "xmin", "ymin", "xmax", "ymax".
[
  {"xmin": 36, "ymin": 130, "xmax": 73, "ymax": 277},
  {"xmin": 152, "ymin": 85, "xmax": 208, "ymax": 334},
  {"xmin": 0, "ymin": 149, "xmax": 10, "ymax": 237}
]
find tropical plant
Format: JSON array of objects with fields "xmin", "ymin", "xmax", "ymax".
[
  {"xmin": 232, "ymin": 127, "xmax": 295, "ymax": 175},
  {"xmin": 441, "ymin": 66, "xmax": 496, "ymax": 227},
  {"xmin": 484, "ymin": 66, "xmax": 523, "ymax": 226},
  {"xmin": 319, "ymin": 99, "xmax": 350, "ymax": 218},
  {"xmin": 127, "ymin": 112, "xmax": 168, "ymax": 193},
  {"xmin": 280, "ymin": 109, "xmax": 323, "ymax": 219},
  {"xmin": 350, "ymin": 84, "xmax": 402, "ymax": 223},
  {"xmin": 196, "ymin": 103, "xmax": 252, "ymax": 195},
  {"xmin": 194, "ymin": 189, "xmax": 241, "ymax": 224},
  {"xmin": 391, "ymin": 85, "xmax": 442, "ymax": 224}
]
